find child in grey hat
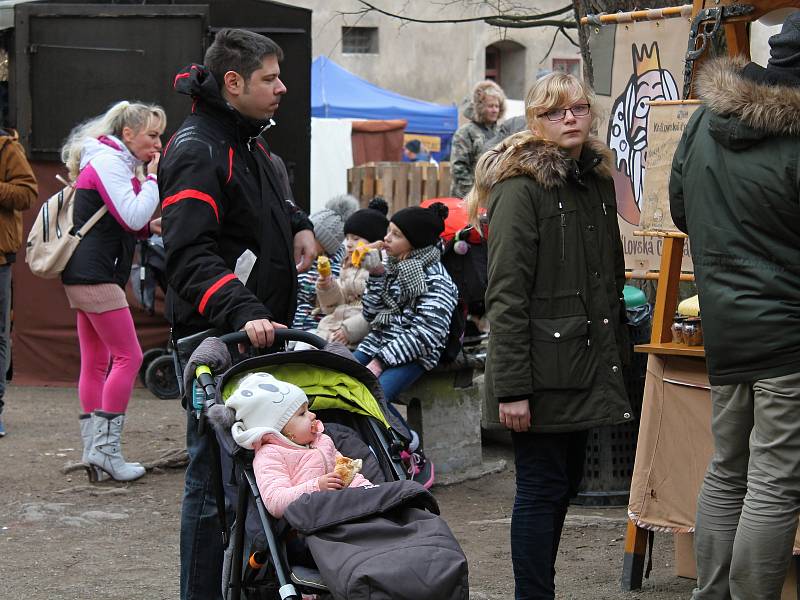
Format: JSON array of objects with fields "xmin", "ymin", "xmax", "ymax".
[{"xmin": 292, "ymin": 194, "xmax": 359, "ymax": 331}]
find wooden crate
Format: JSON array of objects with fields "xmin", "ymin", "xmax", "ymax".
[{"xmin": 348, "ymin": 161, "xmax": 452, "ymax": 212}]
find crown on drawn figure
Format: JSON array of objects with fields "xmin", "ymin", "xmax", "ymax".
[{"xmin": 632, "ymin": 42, "xmax": 662, "ymax": 75}]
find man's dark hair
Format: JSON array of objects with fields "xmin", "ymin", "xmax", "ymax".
[{"xmin": 205, "ymin": 28, "xmax": 284, "ymax": 89}]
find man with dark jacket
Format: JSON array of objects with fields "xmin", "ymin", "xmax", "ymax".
[
  {"xmin": 0, "ymin": 128, "xmax": 37, "ymax": 437},
  {"xmin": 159, "ymin": 29, "xmax": 315, "ymax": 599},
  {"xmin": 669, "ymin": 13, "xmax": 800, "ymax": 599}
]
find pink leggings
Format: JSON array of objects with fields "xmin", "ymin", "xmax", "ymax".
[{"xmin": 76, "ymin": 308, "xmax": 143, "ymax": 414}]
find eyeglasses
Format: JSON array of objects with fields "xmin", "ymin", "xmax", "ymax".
[{"xmin": 538, "ymin": 104, "xmax": 591, "ymax": 122}]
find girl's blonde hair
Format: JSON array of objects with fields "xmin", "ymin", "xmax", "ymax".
[
  {"xmin": 61, "ymin": 100, "xmax": 166, "ymax": 180},
  {"xmin": 467, "ymin": 72, "xmax": 598, "ymax": 225},
  {"xmin": 525, "ymin": 72, "xmax": 598, "ymax": 135}
]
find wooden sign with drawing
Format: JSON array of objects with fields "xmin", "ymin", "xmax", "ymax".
[{"xmin": 639, "ymin": 100, "xmax": 702, "ymax": 232}]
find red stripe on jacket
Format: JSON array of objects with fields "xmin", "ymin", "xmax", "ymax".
[
  {"xmin": 256, "ymin": 142, "xmax": 272, "ymax": 161},
  {"xmin": 173, "ymin": 72, "xmax": 190, "ymax": 88},
  {"xmin": 173, "ymin": 64, "xmax": 200, "ymax": 88},
  {"xmin": 226, "ymin": 147, "xmax": 234, "ymax": 184},
  {"xmin": 198, "ymin": 273, "xmax": 238, "ymax": 315},
  {"xmin": 162, "ymin": 189, "xmax": 220, "ymax": 222},
  {"xmin": 162, "ymin": 131, "xmax": 178, "ymax": 158}
]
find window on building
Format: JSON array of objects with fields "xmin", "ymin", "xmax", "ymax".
[
  {"xmin": 342, "ymin": 27, "xmax": 379, "ymax": 54},
  {"xmin": 552, "ymin": 58, "xmax": 581, "ymax": 78},
  {"xmin": 485, "ymin": 46, "xmax": 500, "ymax": 81},
  {"xmin": 485, "ymin": 41, "xmax": 526, "ymax": 98}
]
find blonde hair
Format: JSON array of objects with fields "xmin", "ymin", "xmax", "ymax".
[
  {"xmin": 525, "ymin": 72, "xmax": 598, "ymax": 135},
  {"xmin": 471, "ymin": 80, "xmax": 506, "ymax": 124},
  {"xmin": 467, "ymin": 73, "xmax": 597, "ymax": 226},
  {"xmin": 61, "ymin": 100, "xmax": 166, "ymax": 180}
]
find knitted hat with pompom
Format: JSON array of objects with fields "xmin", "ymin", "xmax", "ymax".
[
  {"xmin": 390, "ymin": 201, "xmax": 449, "ymax": 249},
  {"xmin": 310, "ymin": 194, "xmax": 360, "ymax": 254},
  {"xmin": 344, "ymin": 196, "xmax": 390, "ymax": 243}
]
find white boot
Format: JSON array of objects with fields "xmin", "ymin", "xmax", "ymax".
[
  {"xmin": 87, "ymin": 411, "xmax": 145, "ymax": 482},
  {"xmin": 80, "ymin": 414, "xmax": 142, "ymax": 482},
  {"xmin": 79, "ymin": 414, "xmax": 109, "ymax": 482}
]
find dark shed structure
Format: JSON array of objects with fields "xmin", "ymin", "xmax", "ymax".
[
  {"xmin": 3, "ymin": 0, "xmax": 311, "ymax": 207},
  {"xmin": 0, "ymin": 0, "xmax": 312, "ymax": 386}
]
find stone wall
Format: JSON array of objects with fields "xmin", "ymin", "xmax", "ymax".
[{"xmin": 287, "ymin": 0, "xmax": 582, "ymax": 106}]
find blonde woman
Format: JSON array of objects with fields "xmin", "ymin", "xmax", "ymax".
[
  {"xmin": 61, "ymin": 101, "xmax": 165, "ymax": 482},
  {"xmin": 449, "ymin": 80, "xmax": 506, "ymax": 198},
  {"xmin": 469, "ymin": 73, "xmax": 631, "ymax": 599}
]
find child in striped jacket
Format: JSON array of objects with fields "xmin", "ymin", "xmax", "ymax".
[{"xmin": 353, "ymin": 202, "xmax": 457, "ymax": 488}]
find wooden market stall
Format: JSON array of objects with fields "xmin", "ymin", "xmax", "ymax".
[{"xmin": 587, "ymin": 0, "xmax": 800, "ymax": 594}]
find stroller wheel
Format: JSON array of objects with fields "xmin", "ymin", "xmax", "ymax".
[
  {"xmin": 144, "ymin": 354, "xmax": 180, "ymax": 400},
  {"xmin": 140, "ymin": 347, "xmax": 167, "ymax": 386}
]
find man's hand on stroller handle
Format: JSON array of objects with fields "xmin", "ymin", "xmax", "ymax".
[
  {"xmin": 241, "ymin": 319, "xmax": 287, "ymax": 351},
  {"xmin": 318, "ymin": 472, "xmax": 344, "ymax": 491}
]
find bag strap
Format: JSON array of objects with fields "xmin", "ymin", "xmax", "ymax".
[
  {"xmin": 75, "ymin": 205, "xmax": 108, "ymax": 238},
  {"xmin": 54, "ymin": 174, "xmax": 108, "ymax": 237}
]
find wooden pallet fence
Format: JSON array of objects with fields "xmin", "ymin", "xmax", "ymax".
[{"xmin": 348, "ymin": 162, "xmax": 452, "ymax": 212}]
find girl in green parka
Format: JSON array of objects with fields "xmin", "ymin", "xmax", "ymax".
[{"xmin": 468, "ymin": 73, "xmax": 632, "ymax": 600}]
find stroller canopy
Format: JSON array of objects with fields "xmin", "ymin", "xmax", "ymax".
[{"xmin": 223, "ymin": 363, "xmax": 390, "ymax": 430}]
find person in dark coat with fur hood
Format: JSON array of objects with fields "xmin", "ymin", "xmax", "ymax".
[
  {"xmin": 449, "ymin": 80, "xmax": 506, "ymax": 198},
  {"xmin": 469, "ymin": 72, "xmax": 631, "ymax": 600},
  {"xmin": 669, "ymin": 13, "xmax": 800, "ymax": 600}
]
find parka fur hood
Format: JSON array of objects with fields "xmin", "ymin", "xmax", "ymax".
[
  {"xmin": 668, "ymin": 54, "xmax": 800, "ymax": 386},
  {"xmin": 695, "ymin": 55, "xmax": 800, "ymax": 136},
  {"xmin": 463, "ymin": 80, "xmax": 507, "ymax": 124},
  {"xmin": 468, "ymin": 130, "xmax": 614, "ymax": 209}
]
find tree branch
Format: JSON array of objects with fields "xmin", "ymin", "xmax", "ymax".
[
  {"xmin": 486, "ymin": 18, "xmax": 577, "ymax": 29},
  {"xmin": 343, "ymin": 1, "xmax": 576, "ymax": 28}
]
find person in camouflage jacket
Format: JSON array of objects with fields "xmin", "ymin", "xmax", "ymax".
[{"xmin": 449, "ymin": 80, "xmax": 505, "ymax": 198}]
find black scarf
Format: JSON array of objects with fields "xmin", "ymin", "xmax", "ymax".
[{"xmin": 371, "ymin": 245, "xmax": 441, "ymax": 327}]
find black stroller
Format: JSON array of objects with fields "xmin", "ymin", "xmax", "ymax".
[
  {"xmin": 183, "ymin": 330, "xmax": 469, "ymax": 600},
  {"xmin": 130, "ymin": 236, "xmax": 180, "ymax": 399}
]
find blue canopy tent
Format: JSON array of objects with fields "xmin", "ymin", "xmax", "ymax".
[{"xmin": 311, "ymin": 56, "xmax": 457, "ymax": 161}]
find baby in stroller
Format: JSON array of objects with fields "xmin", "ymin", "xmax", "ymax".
[
  {"xmin": 226, "ymin": 371, "xmax": 374, "ymax": 587},
  {"xmin": 225, "ymin": 371, "xmax": 373, "ymax": 520},
  {"xmin": 192, "ymin": 332, "xmax": 469, "ymax": 600}
]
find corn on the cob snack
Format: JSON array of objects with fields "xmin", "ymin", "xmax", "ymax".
[
  {"xmin": 351, "ymin": 242, "xmax": 368, "ymax": 267},
  {"xmin": 317, "ymin": 254, "xmax": 331, "ymax": 278}
]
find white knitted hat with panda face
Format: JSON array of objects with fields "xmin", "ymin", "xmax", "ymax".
[{"xmin": 226, "ymin": 372, "xmax": 307, "ymax": 449}]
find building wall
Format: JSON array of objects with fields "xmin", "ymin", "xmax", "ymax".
[{"xmin": 284, "ymin": 0, "xmax": 582, "ymax": 107}]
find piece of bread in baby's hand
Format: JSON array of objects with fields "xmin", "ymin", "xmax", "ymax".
[{"xmin": 334, "ymin": 455, "xmax": 362, "ymax": 488}]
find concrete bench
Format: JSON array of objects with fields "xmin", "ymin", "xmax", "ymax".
[{"xmin": 395, "ymin": 352, "xmax": 486, "ymax": 476}]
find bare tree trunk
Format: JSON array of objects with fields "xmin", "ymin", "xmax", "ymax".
[{"xmin": 572, "ymin": 0, "xmax": 687, "ymax": 84}]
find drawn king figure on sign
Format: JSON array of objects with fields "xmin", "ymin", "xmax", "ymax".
[{"xmin": 607, "ymin": 42, "xmax": 679, "ymax": 224}]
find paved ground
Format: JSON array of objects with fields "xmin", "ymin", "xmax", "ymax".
[{"xmin": 0, "ymin": 385, "xmax": 696, "ymax": 599}]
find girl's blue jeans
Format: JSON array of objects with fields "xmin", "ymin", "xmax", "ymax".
[
  {"xmin": 510, "ymin": 429, "xmax": 588, "ymax": 600},
  {"xmin": 352, "ymin": 350, "xmax": 424, "ymax": 427}
]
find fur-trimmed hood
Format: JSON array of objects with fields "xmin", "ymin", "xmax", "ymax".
[
  {"xmin": 696, "ymin": 55, "xmax": 800, "ymax": 137},
  {"xmin": 468, "ymin": 130, "xmax": 614, "ymax": 209},
  {"xmin": 463, "ymin": 80, "xmax": 506, "ymax": 124}
]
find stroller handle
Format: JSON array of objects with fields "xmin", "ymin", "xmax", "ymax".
[{"xmin": 219, "ymin": 328, "xmax": 327, "ymax": 350}]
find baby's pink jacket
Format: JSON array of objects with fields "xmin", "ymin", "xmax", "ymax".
[{"xmin": 253, "ymin": 426, "xmax": 371, "ymax": 518}]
